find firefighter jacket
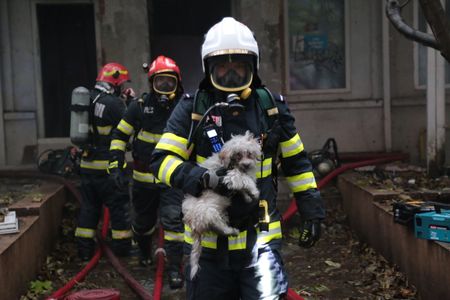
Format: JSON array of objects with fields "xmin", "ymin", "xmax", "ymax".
[
  {"xmin": 110, "ymin": 93, "xmax": 179, "ymax": 186},
  {"xmin": 80, "ymin": 89, "xmax": 126, "ymax": 175},
  {"xmin": 150, "ymin": 87, "xmax": 325, "ymax": 255}
]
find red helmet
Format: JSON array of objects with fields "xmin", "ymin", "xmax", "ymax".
[
  {"xmin": 148, "ymin": 56, "xmax": 181, "ymax": 81},
  {"xmin": 96, "ymin": 62, "xmax": 130, "ymax": 86}
]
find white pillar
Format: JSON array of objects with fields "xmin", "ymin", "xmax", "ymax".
[{"xmin": 426, "ymin": 20, "xmax": 446, "ymax": 175}]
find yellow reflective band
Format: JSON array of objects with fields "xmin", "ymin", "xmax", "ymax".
[
  {"xmin": 137, "ymin": 130, "xmax": 162, "ymax": 144},
  {"xmin": 112, "ymin": 229, "xmax": 132, "ymax": 240},
  {"xmin": 256, "ymin": 157, "xmax": 272, "ymax": 178},
  {"xmin": 184, "ymin": 222, "xmax": 282, "ymax": 250},
  {"xmin": 109, "ymin": 161, "xmax": 119, "ymax": 169},
  {"xmin": 96, "ymin": 125, "xmax": 112, "ymax": 135},
  {"xmin": 257, "ymin": 221, "xmax": 282, "ymax": 245},
  {"xmin": 110, "ymin": 139, "xmax": 126, "ymax": 151},
  {"xmin": 286, "ymin": 171, "xmax": 317, "ymax": 193},
  {"xmin": 117, "ymin": 119, "xmax": 134, "ymax": 135},
  {"xmin": 228, "ymin": 231, "xmax": 247, "ymax": 250},
  {"xmin": 280, "ymin": 133, "xmax": 304, "ymax": 158},
  {"xmin": 196, "ymin": 154, "xmax": 206, "ymax": 164},
  {"xmin": 155, "ymin": 132, "xmax": 190, "ymax": 160},
  {"xmin": 192, "ymin": 113, "xmax": 202, "ymax": 121},
  {"xmin": 75, "ymin": 227, "xmax": 96, "ymax": 238},
  {"xmin": 103, "ymin": 69, "xmax": 128, "ymax": 76},
  {"xmin": 164, "ymin": 230, "xmax": 184, "ymax": 242},
  {"xmin": 184, "ymin": 225, "xmax": 218, "ymax": 249},
  {"xmin": 81, "ymin": 159, "xmax": 109, "ymax": 170},
  {"xmin": 158, "ymin": 155, "xmax": 183, "ymax": 186},
  {"xmin": 132, "ymin": 170, "xmax": 160, "ymax": 183}
]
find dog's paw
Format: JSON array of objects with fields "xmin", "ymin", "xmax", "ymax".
[{"xmin": 228, "ymin": 228, "xmax": 240, "ymax": 236}]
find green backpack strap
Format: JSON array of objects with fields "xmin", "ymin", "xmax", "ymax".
[
  {"xmin": 192, "ymin": 89, "xmax": 210, "ymax": 121},
  {"xmin": 255, "ymin": 87, "xmax": 279, "ymax": 130}
]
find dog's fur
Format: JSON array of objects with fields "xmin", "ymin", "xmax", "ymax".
[{"xmin": 182, "ymin": 131, "xmax": 262, "ymax": 279}]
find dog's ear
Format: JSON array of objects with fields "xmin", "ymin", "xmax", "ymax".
[
  {"xmin": 245, "ymin": 130, "xmax": 254, "ymax": 140},
  {"xmin": 219, "ymin": 150, "xmax": 231, "ymax": 167}
]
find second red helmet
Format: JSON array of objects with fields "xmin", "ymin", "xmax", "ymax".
[{"xmin": 147, "ymin": 55, "xmax": 181, "ymax": 81}]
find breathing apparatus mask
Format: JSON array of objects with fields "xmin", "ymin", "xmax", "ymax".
[
  {"xmin": 206, "ymin": 54, "xmax": 255, "ymax": 117},
  {"xmin": 208, "ymin": 54, "xmax": 253, "ymax": 93},
  {"xmin": 152, "ymin": 73, "xmax": 178, "ymax": 109}
]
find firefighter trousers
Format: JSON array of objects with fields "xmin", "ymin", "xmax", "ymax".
[
  {"xmin": 76, "ymin": 173, "xmax": 132, "ymax": 257},
  {"xmin": 132, "ymin": 182, "xmax": 184, "ymax": 269}
]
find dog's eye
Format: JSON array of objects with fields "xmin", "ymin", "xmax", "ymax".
[
  {"xmin": 234, "ymin": 152, "xmax": 243, "ymax": 160},
  {"xmin": 246, "ymin": 151, "xmax": 254, "ymax": 159}
]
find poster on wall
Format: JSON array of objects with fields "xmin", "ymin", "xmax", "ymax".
[{"xmin": 287, "ymin": 0, "xmax": 346, "ymax": 91}]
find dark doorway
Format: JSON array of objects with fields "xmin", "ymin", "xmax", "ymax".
[
  {"xmin": 37, "ymin": 4, "xmax": 97, "ymax": 138},
  {"xmin": 149, "ymin": 0, "xmax": 231, "ymax": 94}
]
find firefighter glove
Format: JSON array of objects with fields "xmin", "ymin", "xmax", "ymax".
[
  {"xmin": 201, "ymin": 167, "xmax": 233, "ymax": 197},
  {"xmin": 109, "ymin": 166, "xmax": 129, "ymax": 190},
  {"xmin": 298, "ymin": 219, "xmax": 321, "ymax": 248}
]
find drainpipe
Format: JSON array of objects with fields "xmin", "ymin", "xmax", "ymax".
[
  {"xmin": 426, "ymin": 21, "xmax": 446, "ymax": 176},
  {"xmin": 382, "ymin": 0, "xmax": 392, "ymax": 152}
]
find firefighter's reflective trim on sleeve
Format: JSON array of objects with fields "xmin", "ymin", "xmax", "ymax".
[
  {"xmin": 96, "ymin": 125, "xmax": 113, "ymax": 135},
  {"xmin": 279, "ymin": 133, "xmax": 304, "ymax": 158},
  {"xmin": 256, "ymin": 157, "xmax": 272, "ymax": 178},
  {"xmin": 286, "ymin": 171, "xmax": 317, "ymax": 193},
  {"xmin": 110, "ymin": 139, "xmax": 127, "ymax": 151},
  {"xmin": 137, "ymin": 130, "xmax": 162, "ymax": 144},
  {"xmin": 117, "ymin": 119, "xmax": 134, "ymax": 135},
  {"xmin": 81, "ymin": 159, "xmax": 109, "ymax": 170},
  {"xmin": 164, "ymin": 230, "xmax": 184, "ymax": 242},
  {"xmin": 196, "ymin": 154, "xmax": 206, "ymax": 164},
  {"xmin": 158, "ymin": 155, "xmax": 183, "ymax": 186},
  {"xmin": 184, "ymin": 225, "xmax": 218, "ymax": 249},
  {"xmin": 75, "ymin": 227, "xmax": 96, "ymax": 238},
  {"xmin": 184, "ymin": 221, "xmax": 282, "ymax": 250},
  {"xmin": 155, "ymin": 132, "xmax": 190, "ymax": 160},
  {"xmin": 256, "ymin": 221, "xmax": 282, "ymax": 245},
  {"xmin": 111, "ymin": 229, "xmax": 133, "ymax": 240},
  {"xmin": 132, "ymin": 169, "xmax": 160, "ymax": 184}
]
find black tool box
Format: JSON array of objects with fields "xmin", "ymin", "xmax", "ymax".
[{"xmin": 392, "ymin": 200, "xmax": 435, "ymax": 228}]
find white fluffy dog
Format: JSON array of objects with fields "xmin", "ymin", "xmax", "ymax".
[{"xmin": 182, "ymin": 131, "xmax": 262, "ymax": 279}]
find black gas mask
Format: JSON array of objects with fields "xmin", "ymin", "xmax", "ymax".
[
  {"xmin": 225, "ymin": 93, "xmax": 245, "ymax": 116},
  {"xmin": 157, "ymin": 94, "xmax": 171, "ymax": 109}
]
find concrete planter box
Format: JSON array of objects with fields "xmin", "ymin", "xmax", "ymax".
[
  {"xmin": 338, "ymin": 172, "xmax": 450, "ymax": 300},
  {"xmin": 0, "ymin": 179, "xmax": 66, "ymax": 300}
]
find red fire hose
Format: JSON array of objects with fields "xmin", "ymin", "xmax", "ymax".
[
  {"xmin": 100, "ymin": 230, "xmax": 153, "ymax": 300},
  {"xmin": 47, "ymin": 208, "xmax": 109, "ymax": 300},
  {"xmin": 282, "ymin": 154, "xmax": 407, "ymax": 222},
  {"xmin": 153, "ymin": 227, "xmax": 166, "ymax": 300}
]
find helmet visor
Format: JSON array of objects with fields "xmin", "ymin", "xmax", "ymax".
[
  {"xmin": 209, "ymin": 55, "xmax": 253, "ymax": 92},
  {"xmin": 153, "ymin": 74, "xmax": 178, "ymax": 94}
]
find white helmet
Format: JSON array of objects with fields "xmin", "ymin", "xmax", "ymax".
[{"xmin": 201, "ymin": 17, "xmax": 259, "ymax": 71}]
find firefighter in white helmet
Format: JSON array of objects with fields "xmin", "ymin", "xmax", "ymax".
[{"xmin": 151, "ymin": 17, "xmax": 325, "ymax": 299}]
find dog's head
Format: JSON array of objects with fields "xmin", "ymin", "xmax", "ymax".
[{"xmin": 219, "ymin": 131, "xmax": 261, "ymax": 173}]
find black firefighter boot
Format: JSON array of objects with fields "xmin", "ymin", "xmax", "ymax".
[
  {"xmin": 166, "ymin": 255, "xmax": 183, "ymax": 289},
  {"xmin": 134, "ymin": 233, "xmax": 152, "ymax": 266}
]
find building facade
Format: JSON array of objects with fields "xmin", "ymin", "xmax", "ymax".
[{"xmin": 1, "ymin": 0, "xmax": 449, "ymax": 166}]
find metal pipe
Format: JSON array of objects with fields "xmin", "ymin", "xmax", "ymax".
[
  {"xmin": 385, "ymin": 0, "xmax": 439, "ymax": 49},
  {"xmin": 382, "ymin": 0, "xmax": 393, "ymax": 152}
]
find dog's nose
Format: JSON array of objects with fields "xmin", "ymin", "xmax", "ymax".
[{"xmin": 240, "ymin": 162, "xmax": 251, "ymax": 170}]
